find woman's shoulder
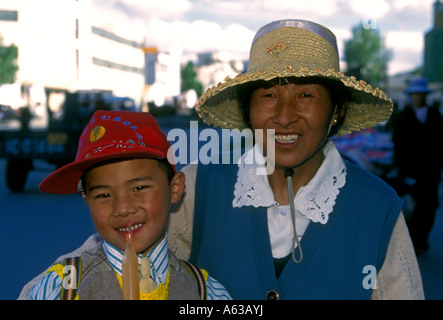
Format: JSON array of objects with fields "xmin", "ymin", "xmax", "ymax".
[{"xmin": 344, "ymin": 160, "xmax": 398, "ymax": 196}]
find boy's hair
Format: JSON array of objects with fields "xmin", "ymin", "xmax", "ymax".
[{"xmin": 40, "ymin": 110, "xmax": 175, "ymax": 194}]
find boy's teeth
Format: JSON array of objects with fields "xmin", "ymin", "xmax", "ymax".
[
  {"xmin": 275, "ymin": 134, "xmax": 299, "ymax": 143},
  {"xmin": 118, "ymin": 223, "xmax": 143, "ymax": 232}
]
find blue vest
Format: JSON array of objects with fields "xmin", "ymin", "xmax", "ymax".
[{"xmin": 190, "ymin": 160, "xmax": 403, "ymax": 300}]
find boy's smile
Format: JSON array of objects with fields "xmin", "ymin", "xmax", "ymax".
[
  {"xmin": 117, "ymin": 222, "xmax": 144, "ymax": 234},
  {"xmin": 82, "ymin": 158, "xmax": 184, "ymax": 255},
  {"xmin": 116, "ymin": 222, "xmax": 145, "ymax": 240}
]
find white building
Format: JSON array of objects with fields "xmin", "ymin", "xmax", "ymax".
[
  {"xmin": 196, "ymin": 51, "xmax": 244, "ymax": 90},
  {"xmin": 143, "ymin": 45, "xmax": 182, "ymax": 108},
  {"xmin": 0, "ymin": 0, "xmax": 145, "ymax": 116}
]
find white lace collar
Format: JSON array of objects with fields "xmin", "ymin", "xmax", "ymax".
[{"xmin": 233, "ymin": 140, "xmax": 346, "ymax": 224}]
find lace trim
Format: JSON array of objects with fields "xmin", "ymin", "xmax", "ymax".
[
  {"xmin": 298, "ymin": 165, "xmax": 346, "ymax": 224},
  {"xmin": 233, "ymin": 141, "xmax": 346, "ymax": 224},
  {"xmin": 233, "ymin": 163, "xmax": 273, "ymax": 208}
]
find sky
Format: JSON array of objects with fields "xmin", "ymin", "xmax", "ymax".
[{"xmin": 93, "ymin": 0, "xmax": 437, "ymax": 76}]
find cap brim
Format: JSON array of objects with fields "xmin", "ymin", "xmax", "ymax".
[{"xmin": 40, "ymin": 149, "xmax": 167, "ymax": 194}]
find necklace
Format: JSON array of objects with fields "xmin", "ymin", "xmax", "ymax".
[{"xmin": 274, "ymin": 200, "xmax": 289, "ymax": 207}]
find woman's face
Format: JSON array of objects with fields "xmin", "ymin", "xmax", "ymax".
[{"xmin": 249, "ymin": 82, "xmax": 336, "ymax": 170}]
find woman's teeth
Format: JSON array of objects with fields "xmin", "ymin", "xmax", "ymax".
[
  {"xmin": 275, "ymin": 134, "xmax": 299, "ymax": 143},
  {"xmin": 118, "ymin": 223, "xmax": 143, "ymax": 232}
]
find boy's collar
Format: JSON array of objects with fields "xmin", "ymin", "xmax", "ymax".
[{"xmin": 102, "ymin": 236, "xmax": 169, "ymax": 285}]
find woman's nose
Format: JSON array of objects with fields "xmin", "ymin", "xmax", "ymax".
[{"xmin": 273, "ymin": 94, "xmax": 299, "ymax": 127}]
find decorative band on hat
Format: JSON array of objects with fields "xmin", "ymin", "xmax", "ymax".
[{"xmin": 252, "ymin": 19, "xmax": 338, "ymax": 54}]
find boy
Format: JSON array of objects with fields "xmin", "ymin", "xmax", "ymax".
[{"xmin": 22, "ymin": 110, "xmax": 231, "ymax": 300}]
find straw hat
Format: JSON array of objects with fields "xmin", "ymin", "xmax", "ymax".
[
  {"xmin": 40, "ymin": 110, "xmax": 174, "ymax": 194},
  {"xmin": 196, "ymin": 19, "xmax": 393, "ymax": 136}
]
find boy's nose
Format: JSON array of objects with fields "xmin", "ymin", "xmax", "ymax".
[{"xmin": 113, "ymin": 193, "xmax": 137, "ymax": 217}]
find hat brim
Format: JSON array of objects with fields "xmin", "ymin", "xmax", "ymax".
[
  {"xmin": 39, "ymin": 149, "xmax": 168, "ymax": 194},
  {"xmin": 196, "ymin": 68, "xmax": 393, "ymax": 136},
  {"xmin": 406, "ymin": 87, "xmax": 432, "ymax": 94}
]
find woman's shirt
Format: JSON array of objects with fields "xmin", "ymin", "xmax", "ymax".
[
  {"xmin": 167, "ymin": 141, "xmax": 424, "ymax": 299},
  {"xmin": 233, "ymin": 140, "xmax": 346, "ymax": 258}
]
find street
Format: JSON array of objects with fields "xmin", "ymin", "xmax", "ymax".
[{"xmin": 0, "ymin": 158, "xmax": 96, "ymax": 299}]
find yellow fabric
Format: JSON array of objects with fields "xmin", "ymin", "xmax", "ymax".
[
  {"xmin": 201, "ymin": 268, "xmax": 209, "ymax": 282},
  {"xmin": 47, "ymin": 260, "xmax": 208, "ymax": 300},
  {"xmin": 46, "ymin": 263, "xmax": 79, "ymax": 300},
  {"xmin": 116, "ymin": 264, "xmax": 171, "ymax": 300},
  {"xmin": 46, "ymin": 263, "xmax": 64, "ymax": 279}
]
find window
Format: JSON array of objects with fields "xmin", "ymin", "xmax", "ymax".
[
  {"xmin": 76, "ymin": 49, "xmax": 79, "ymax": 81},
  {"xmin": 92, "ymin": 57, "xmax": 144, "ymax": 74},
  {"xmin": 91, "ymin": 26, "xmax": 141, "ymax": 48},
  {"xmin": 0, "ymin": 10, "xmax": 18, "ymax": 21}
]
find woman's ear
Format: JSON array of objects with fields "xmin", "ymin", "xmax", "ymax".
[
  {"xmin": 170, "ymin": 171, "xmax": 186, "ymax": 204},
  {"xmin": 338, "ymin": 100, "xmax": 349, "ymax": 119},
  {"xmin": 332, "ymin": 101, "xmax": 349, "ymax": 125}
]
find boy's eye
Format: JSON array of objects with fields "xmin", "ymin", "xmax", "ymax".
[
  {"xmin": 95, "ymin": 193, "xmax": 110, "ymax": 199},
  {"xmin": 134, "ymin": 185, "xmax": 148, "ymax": 191}
]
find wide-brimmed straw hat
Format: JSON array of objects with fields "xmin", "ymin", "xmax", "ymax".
[
  {"xmin": 40, "ymin": 110, "xmax": 174, "ymax": 194},
  {"xmin": 196, "ymin": 19, "xmax": 393, "ymax": 136}
]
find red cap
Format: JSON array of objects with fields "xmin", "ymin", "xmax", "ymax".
[{"xmin": 40, "ymin": 110, "xmax": 174, "ymax": 194}]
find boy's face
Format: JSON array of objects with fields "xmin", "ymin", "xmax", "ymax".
[{"xmin": 82, "ymin": 158, "xmax": 184, "ymax": 255}]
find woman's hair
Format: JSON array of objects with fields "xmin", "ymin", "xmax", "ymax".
[{"xmin": 237, "ymin": 76, "xmax": 350, "ymax": 137}]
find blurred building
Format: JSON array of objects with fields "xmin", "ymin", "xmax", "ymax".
[
  {"xmin": 195, "ymin": 51, "xmax": 244, "ymax": 90},
  {"xmin": 386, "ymin": 0, "xmax": 443, "ymax": 111},
  {"xmin": 424, "ymin": 0, "xmax": 443, "ymax": 85},
  {"xmin": 0, "ymin": 0, "xmax": 145, "ymax": 115},
  {"xmin": 143, "ymin": 45, "xmax": 182, "ymax": 108}
]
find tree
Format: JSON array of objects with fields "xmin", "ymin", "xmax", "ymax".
[
  {"xmin": 181, "ymin": 61, "xmax": 203, "ymax": 97},
  {"xmin": 0, "ymin": 36, "xmax": 19, "ymax": 84},
  {"xmin": 344, "ymin": 23, "xmax": 391, "ymax": 87}
]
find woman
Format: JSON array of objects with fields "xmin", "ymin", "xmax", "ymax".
[{"xmin": 167, "ymin": 19, "xmax": 424, "ymax": 299}]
